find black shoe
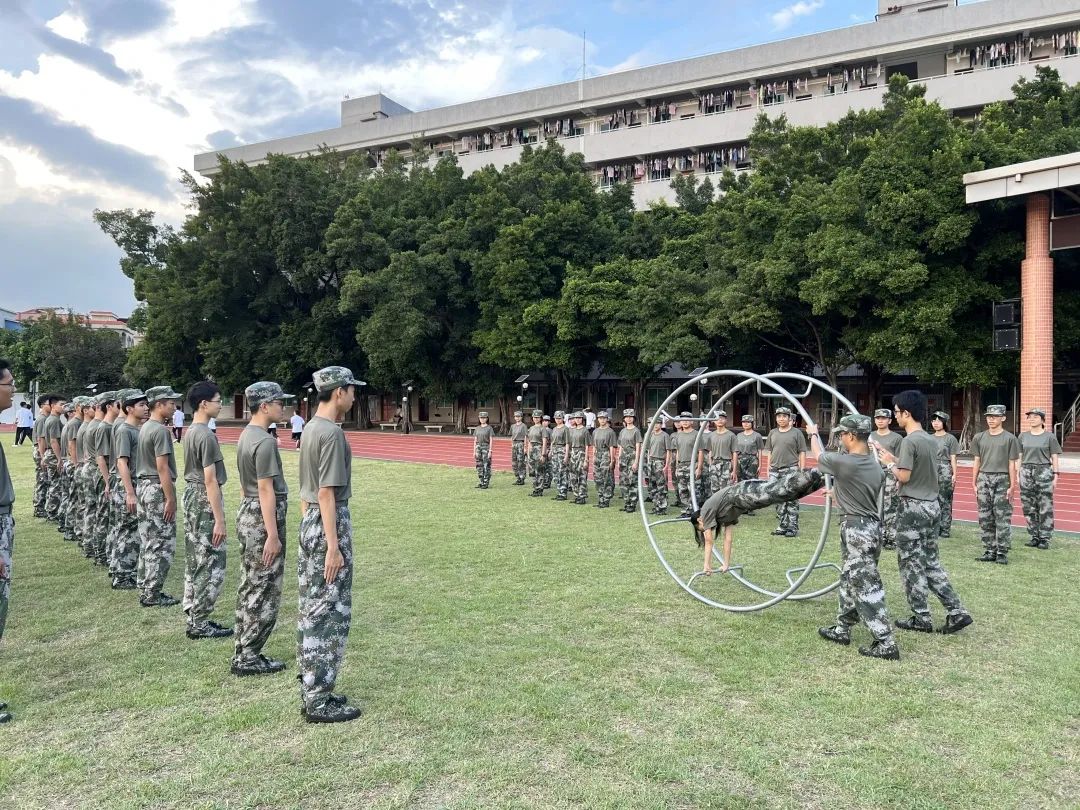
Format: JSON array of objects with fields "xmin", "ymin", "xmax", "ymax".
[
  {"xmin": 1024, "ymin": 539, "xmax": 1040, "ymax": 547},
  {"xmin": 553, "ymin": 495, "xmax": 567, "ymax": 501},
  {"xmin": 303, "ymin": 701, "xmax": 363, "ymax": 724},
  {"xmin": 817, "ymin": 626, "xmax": 851, "ymax": 646},
  {"xmin": 231, "ymin": 655, "xmax": 287, "ymax": 677},
  {"xmin": 207, "ymin": 620, "xmax": 231, "ymax": 631},
  {"xmin": 995, "ymin": 554, "xmax": 1008, "ymax": 565},
  {"xmin": 784, "ymin": 531, "xmax": 799, "ymax": 538},
  {"xmin": 937, "ymin": 613, "xmax": 973, "ymax": 635},
  {"xmin": 140, "ymin": 594, "xmax": 180, "ymax": 607},
  {"xmin": 475, "ymin": 483, "xmax": 484, "ymax": 489},
  {"xmin": 679, "ymin": 509, "xmax": 693, "ymax": 518},
  {"xmin": 187, "ymin": 624, "xmax": 234, "ymax": 640},
  {"xmin": 895, "ymin": 615, "xmax": 933, "ymax": 633},
  {"xmin": 0, "ymin": 711, "xmax": 11, "ymax": 724},
  {"xmin": 576, "ymin": 498, "xmax": 588, "ymax": 505},
  {"xmin": 111, "ymin": 577, "xmax": 136, "ymax": 590},
  {"xmin": 328, "ymin": 693, "xmax": 348, "ymax": 706},
  {"xmin": 1037, "ymin": 541, "xmax": 1049, "ymax": 550},
  {"xmin": 975, "ymin": 552, "xmax": 997, "ymax": 562},
  {"xmin": 0, "ymin": 701, "xmax": 6, "ymax": 711},
  {"xmin": 652, "ymin": 508, "xmax": 668, "ymax": 516},
  {"xmin": 771, "ymin": 528, "xmax": 787, "ymax": 536},
  {"xmin": 859, "ymin": 640, "xmax": 900, "ymax": 661},
  {"xmin": 938, "ymin": 532, "xmax": 950, "ymax": 539}
]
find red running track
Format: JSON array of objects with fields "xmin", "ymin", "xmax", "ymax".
[{"xmin": 7, "ymin": 425, "xmax": 1076, "ymax": 533}]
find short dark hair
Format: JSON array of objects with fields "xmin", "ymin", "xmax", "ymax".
[
  {"xmin": 187, "ymin": 381, "xmax": 220, "ymax": 412},
  {"xmin": 317, "ymin": 385, "xmax": 353, "ymax": 403},
  {"xmin": 0, "ymin": 358, "xmax": 10, "ymax": 380},
  {"xmin": 893, "ymin": 390, "xmax": 927, "ymax": 424},
  {"xmin": 38, "ymin": 394, "xmax": 49, "ymax": 406},
  {"xmin": 123, "ymin": 397, "xmax": 147, "ymax": 414},
  {"xmin": 20, "ymin": 401, "xmax": 28, "ymax": 408},
  {"xmin": 45, "ymin": 393, "xmax": 64, "ymax": 406}
]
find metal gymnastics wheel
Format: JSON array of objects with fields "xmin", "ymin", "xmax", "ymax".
[{"xmin": 638, "ymin": 370, "xmax": 860, "ymax": 612}]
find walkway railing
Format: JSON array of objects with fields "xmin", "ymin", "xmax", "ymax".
[{"xmin": 1054, "ymin": 390, "xmax": 1080, "ymax": 446}]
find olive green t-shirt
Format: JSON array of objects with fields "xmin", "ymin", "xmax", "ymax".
[
  {"xmin": 646, "ymin": 430, "xmax": 671, "ymax": 461},
  {"xmin": 705, "ymin": 430, "xmax": 736, "ymax": 461},
  {"xmin": 897, "ymin": 430, "xmax": 938, "ymax": 501},
  {"xmin": 932, "ymin": 432, "xmax": 960, "ymax": 464},
  {"xmin": 617, "ymin": 426, "xmax": 642, "ymax": 453},
  {"xmin": 766, "ymin": 428, "xmax": 808, "ymax": 468},
  {"xmin": 75, "ymin": 419, "xmax": 91, "ymax": 462},
  {"xmin": 550, "ymin": 425, "xmax": 568, "ymax": 448},
  {"xmin": 592, "ymin": 426, "xmax": 617, "ymax": 457},
  {"xmin": 733, "ymin": 431, "xmax": 764, "ymax": 457},
  {"xmin": 509, "ymin": 422, "xmax": 528, "ymax": 442},
  {"xmin": 0, "ymin": 443, "xmax": 12, "ymax": 508},
  {"xmin": 114, "ymin": 421, "xmax": 140, "ymax": 473},
  {"xmin": 299, "ymin": 415, "xmax": 351, "ymax": 505},
  {"xmin": 82, "ymin": 419, "xmax": 103, "ymax": 465},
  {"xmin": 1018, "ymin": 431, "xmax": 1062, "ymax": 465},
  {"xmin": 527, "ymin": 424, "xmax": 545, "ymax": 447},
  {"xmin": 971, "ymin": 430, "xmax": 1021, "ymax": 474},
  {"xmin": 237, "ymin": 424, "xmax": 287, "ymax": 498},
  {"xmin": 93, "ymin": 419, "xmax": 116, "ymax": 469},
  {"xmin": 109, "ymin": 420, "xmax": 127, "ymax": 474},
  {"xmin": 137, "ymin": 418, "xmax": 177, "ymax": 481},
  {"xmin": 183, "ymin": 422, "xmax": 227, "ymax": 485},
  {"xmin": 567, "ymin": 426, "xmax": 592, "ymax": 450},
  {"xmin": 44, "ymin": 414, "xmax": 63, "ymax": 449},
  {"xmin": 473, "ymin": 425, "xmax": 494, "ymax": 447},
  {"xmin": 817, "ymin": 451, "xmax": 883, "ymax": 518},
  {"xmin": 32, "ymin": 417, "xmax": 44, "ymax": 444},
  {"xmin": 60, "ymin": 416, "xmax": 81, "ymax": 460},
  {"xmin": 870, "ymin": 430, "xmax": 903, "ymax": 469},
  {"xmin": 671, "ymin": 430, "xmax": 700, "ymax": 464}
]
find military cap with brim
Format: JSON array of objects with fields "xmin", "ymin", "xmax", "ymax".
[
  {"xmin": 678, "ymin": 411, "xmax": 693, "ymax": 418},
  {"xmin": 622, "ymin": 408, "xmax": 635, "ymax": 417},
  {"xmin": 873, "ymin": 408, "xmax": 892, "ymax": 419},
  {"xmin": 62, "ymin": 402, "xmax": 75, "ymax": 414},
  {"xmin": 985, "ymin": 404, "xmax": 1007, "ymax": 416},
  {"xmin": 836, "ymin": 413, "xmax": 873, "ymax": 435},
  {"xmin": 513, "ymin": 411, "xmax": 523, "ymax": 417},
  {"xmin": 741, "ymin": 415, "xmax": 754, "ymax": 422},
  {"xmin": 145, "ymin": 385, "xmax": 183, "ymax": 404},
  {"xmin": 542, "ymin": 414, "xmax": 551, "ymax": 420},
  {"xmin": 531, "ymin": 409, "xmax": 543, "ymax": 418},
  {"xmin": 713, "ymin": 410, "xmax": 727, "ymax": 418},
  {"xmin": 73, "ymin": 395, "xmax": 93, "ymax": 407},
  {"xmin": 312, "ymin": 366, "xmax": 364, "ymax": 393},
  {"xmin": 121, "ymin": 388, "xmax": 147, "ymax": 405},
  {"xmin": 554, "ymin": 411, "xmax": 565, "ymax": 419},
  {"xmin": 775, "ymin": 406, "xmax": 793, "ymax": 416},
  {"xmin": 570, "ymin": 411, "xmax": 584, "ymax": 419},
  {"xmin": 1025, "ymin": 407, "xmax": 1046, "ymax": 418},
  {"xmin": 597, "ymin": 410, "xmax": 609, "ymax": 419},
  {"xmin": 246, "ymin": 381, "xmax": 296, "ymax": 408},
  {"xmin": 931, "ymin": 410, "xmax": 950, "ymax": 422},
  {"xmin": 478, "ymin": 411, "xmax": 489, "ymax": 418},
  {"xmin": 96, "ymin": 391, "xmax": 119, "ymax": 405}
]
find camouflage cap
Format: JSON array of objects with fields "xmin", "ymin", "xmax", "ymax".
[
  {"xmin": 622, "ymin": 408, "xmax": 635, "ymax": 417},
  {"xmin": 1025, "ymin": 407, "xmax": 1047, "ymax": 418},
  {"xmin": 570, "ymin": 411, "xmax": 584, "ymax": 419},
  {"xmin": 145, "ymin": 385, "xmax": 183, "ymax": 404},
  {"xmin": 836, "ymin": 413, "xmax": 872, "ymax": 435},
  {"xmin": 312, "ymin": 365, "xmax": 364, "ymax": 393},
  {"xmin": 713, "ymin": 410, "xmax": 728, "ymax": 418},
  {"xmin": 73, "ymin": 395, "xmax": 93, "ymax": 407},
  {"xmin": 120, "ymin": 388, "xmax": 147, "ymax": 405},
  {"xmin": 96, "ymin": 391, "xmax": 119, "ymax": 405},
  {"xmin": 597, "ymin": 410, "xmax": 609, "ymax": 419},
  {"xmin": 985, "ymin": 404, "xmax": 1007, "ymax": 416},
  {"xmin": 542, "ymin": 414, "xmax": 551, "ymax": 421},
  {"xmin": 775, "ymin": 406, "xmax": 793, "ymax": 416},
  {"xmin": 245, "ymin": 381, "xmax": 296, "ymax": 408},
  {"xmin": 531, "ymin": 409, "xmax": 543, "ymax": 418},
  {"xmin": 478, "ymin": 411, "xmax": 489, "ymax": 419},
  {"xmin": 931, "ymin": 410, "xmax": 950, "ymax": 422},
  {"xmin": 62, "ymin": 401, "xmax": 75, "ymax": 414},
  {"xmin": 678, "ymin": 411, "xmax": 693, "ymax": 418},
  {"xmin": 513, "ymin": 411, "xmax": 523, "ymax": 418},
  {"xmin": 741, "ymin": 414, "xmax": 754, "ymax": 422},
  {"xmin": 554, "ymin": 410, "xmax": 565, "ymax": 419},
  {"xmin": 873, "ymin": 408, "xmax": 892, "ymax": 419}
]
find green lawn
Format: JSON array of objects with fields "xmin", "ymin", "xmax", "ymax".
[{"xmin": 0, "ymin": 444, "xmax": 1077, "ymax": 809}]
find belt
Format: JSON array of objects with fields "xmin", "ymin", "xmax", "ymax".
[
  {"xmin": 1021, "ymin": 463, "xmax": 1051, "ymax": 467},
  {"xmin": 242, "ymin": 494, "xmax": 288, "ymax": 501},
  {"xmin": 139, "ymin": 475, "xmax": 161, "ymax": 483},
  {"xmin": 187, "ymin": 480, "xmax": 207, "ymax": 488}
]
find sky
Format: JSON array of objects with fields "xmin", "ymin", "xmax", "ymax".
[{"xmin": 0, "ymin": 0, "xmax": 981, "ymax": 317}]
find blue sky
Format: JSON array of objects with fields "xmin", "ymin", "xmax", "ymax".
[{"xmin": 0, "ymin": 0, "xmax": 980, "ymax": 316}]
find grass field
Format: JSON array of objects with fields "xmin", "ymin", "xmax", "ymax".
[{"xmin": 0, "ymin": 444, "xmax": 1077, "ymax": 809}]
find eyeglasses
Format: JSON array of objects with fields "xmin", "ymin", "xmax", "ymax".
[{"xmin": 0, "ymin": 381, "xmax": 15, "ymax": 389}]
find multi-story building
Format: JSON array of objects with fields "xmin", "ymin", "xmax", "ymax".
[
  {"xmin": 0, "ymin": 307, "xmax": 19, "ymax": 331},
  {"xmin": 17, "ymin": 308, "xmax": 142, "ymax": 348},
  {"xmin": 195, "ymin": 0, "xmax": 1080, "ymax": 210}
]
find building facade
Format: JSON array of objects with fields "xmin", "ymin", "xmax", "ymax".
[
  {"xmin": 17, "ymin": 308, "xmax": 142, "ymax": 348},
  {"xmin": 196, "ymin": 0, "xmax": 1080, "ymax": 209}
]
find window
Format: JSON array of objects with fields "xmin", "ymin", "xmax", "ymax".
[{"xmin": 646, "ymin": 387, "xmax": 670, "ymax": 414}]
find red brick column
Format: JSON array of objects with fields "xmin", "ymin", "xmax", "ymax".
[{"xmin": 1021, "ymin": 193, "xmax": 1054, "ymax": 423}]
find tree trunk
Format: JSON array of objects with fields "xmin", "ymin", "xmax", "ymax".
[
  {"xmin": 554, "ymin": 369, "xmax": 572, "ymax": 411},
  {"xmin": 864, "ymin": 363, "xmax": 884, "ymax": 413},
  {"xmin": 633, "ymin": 378, "xmax": 647, "ymax": 421},
  {"xmin": 357, "ymin": 393, "xmax": 372, "ymax": 430},
  {"xmin": 455, "ymin": 394, "xmax": 469, "ymax": 434},
  {"xmin": 497, "ymin": 394, "xmax": 510, "ymax": 435},
  {"xmin": 959, "ymin": 383, "xmax": 981, "ymax": 451}
]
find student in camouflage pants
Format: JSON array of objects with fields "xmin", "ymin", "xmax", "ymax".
[
  {"xmin": 970, "ymin": 404, "xmax": 1020, "ymax": 564},
  {"xmin": 91, "ymin": 394, "xmax": 120, "ymax": 567},
  {"xmin": 136, "ymin": 386, "xmax": 184, "ymax": 607},
  {"xmin": 869, "ymin": 410, "xmax": 903, "ymax": 549},
  {"xmin": 930, "ymin": 412, "xmax": 959, "ymax": 538},
  {"xmin": 549, "ymin": 412, "xmax": 568, "ymax": 500},
  {"xmin": 541, "ymin": 415, "xmax": 554, "ymax": 489},
  {"xmin": 878, "ymin": 390, "xmax": 972, "ymax": 635},
  {"xmin": 297, "ymin": 366, "xmax": 363, "ymax": 723},
  {"xmin": 472, "ymin": 412, "xmax": 493, "ymax": 489},
  {"xmin": 526, "ymin": 410, "xmax": 546, "ymax": 497},
  {"xmin": 645, "ymin": 423, "xmax": 671, "ymax": 515},
  {"xmin": 110, "ymin": 390, "xmax": 146, "ymax": 590},
  {"xmin": 82, "ymin": 399, "xmax": 107, "ymax": 563},
  {"xmin": 32, "ymin": 396, "xmax": 51, "ymax": 518},
  {"xmin": 591, "ymin": 411, "xmax": 617, "ymax": 508},
  {"xmin": 671, "ymin": 413, "xmax": 697, "ymax": 512},
  {"xmin": 616, "ymin": 409, "xmax": 642, "ymax": 512},
  {"xmin": 42, "ymin": 397, "xmax": 66, "ymax": 522},
  {"xmin": 509, "ymin": 411, "xmax": 527, "ymax": 485},
  {"xmin": 232, "ymin": 381, "xmax": 294, "ymax": 677},
  {"xmin": 58, "ymin": 400, "xmax": 83, "ymax": 540},
  {"xmin": 1018, "ymin": 408, "xmax": 1061, "ymax": 550},
  {"xmin": 565, "ymin": 412, "xmax": 592, "ymax": 504}
]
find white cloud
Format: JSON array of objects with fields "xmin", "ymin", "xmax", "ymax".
[
  {"xmin": 45, "ymin": 11, "xmax": 89, "ymax": 44},
  {"xmin": 771, "ymin": 0, "xmax": 825, "ymax": 31}
]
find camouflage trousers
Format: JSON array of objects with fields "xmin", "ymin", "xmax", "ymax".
[
  {"xmin": 182, "ymin": 484, "xmax": 227, "ymax": 630},
  {"xmin": 74, "ymin": 462, "xmax": 93, "ymax": 551},
  {"xmin": 882, "ymin": 472, "xmax": 900, "ymax": 546},
  {"xmin": 298, "ymin": 505, "xmax": 353, "ymax": 710},
  {"xmin": 529, "ymin": 446, "xmax": 545, "ymax": 494},
  {"xmin": 976, "ymin": 472, "xmax": 1013, "ymax": 555},
  {"xmin": 83, "ymin": 467, "xmax": 106, "ymax": 560},
  {"xmin": 770, "ymin": 466, "xmax": 800, "ymax": 532},
  {"xmin": 0, "ymin": 514, "xmax": 12, "ymax": 641},
  {"xmin": 568, "ymin": 448, "xmax": 588, "ymax": 500},
  {"xmin": 58, "ymin": 460, "xmax": 76, "ymax": 538},
  {"xmin": 474, "ymin": 446, "xmax": 492, "ymax": 486},
  {"xmin": 647, "ymin": 459, "xmax": 668, "ymax": 510},
  {"xmin": 43, "ymin": 451, "xmax": 62, "ymax": 521},
  {"xmin": 936, "ymin": 461, "xmax": 955, "ymax": 537},
  {"xmin": 593, "ymin": 454, "xmax": 615, "ymax": 505},
  {"xmin": 234, "ymin": 496, "xmax": 287, "ymax": 666},
  {"xmin": 894, "ymin": 496, "xmax": 965, "ymax": 623},
  {"xmin": 137, "ymin": 480, "xmax": 177, "ymax": 601},
  {"xmin": 736, "ymin": 453, "xmax": 759, "ymax": 482},
  {"xmin": 836, "ymin": 514, "xmax": 894, "ymax": 644},
  {"xmin": 33, "ymin": 447, "xmax": 46, "ymax": 516},
  {"xmin": 109, "ymin": 477, "xmax": 139, "ymax": 581},
  {"xmin": 511, "ymin": 442, "xmax": 526, "ymax": 483},
  {"xmin": 550, "ymin": 448, "xmax": 567, "ymax": 496},
  {"xmin": 675, "ymin": 461, "xmax": 693, "ymax": 507},
  {"xmin": 542, "ymin": 452, "xmax": 553, "ymax": 489},
  {"xmin": 708, "ymin": 459, "xmax": 733, "ymax": 497},
  {"xmin": 1019, "ymin": 465, "xmax": 1055, "ymax": 546},
  {"xmin": 91, "ymin": 468, "xmax": 111, "ymax": 562},
  {"xmin": 618, "ymin": 452, "xmax": 639, "ymax": 508}
]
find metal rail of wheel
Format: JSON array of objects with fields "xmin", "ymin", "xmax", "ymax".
[{"xmin": 639, "ymin": 371, "xmax": 859, "ymax": 612}]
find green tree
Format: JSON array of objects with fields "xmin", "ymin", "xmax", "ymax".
[{"xmin": 1, "ymin": 313, "xmax": 126, "ymax": 395}]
